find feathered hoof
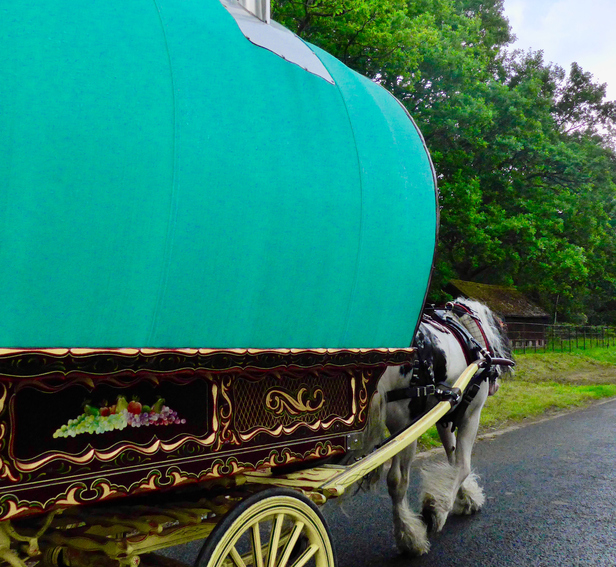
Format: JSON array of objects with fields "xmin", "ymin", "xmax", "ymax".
[
  {"xmin": 421, "ymin": 498, "xmax": 448, "ymax": 533},
  {"xmin": 392, "ymin": 502, "xmax": 431, "ymax": 556},
  {"xmin": 453, "ymin": 474, "xmax": 485, "ymax": 515},
  {"xmin": 395, "ymin": 529, "xmax": 431, "ymax": 556},
  {"xmin": 452, "ymin": 493, "xmax": 482, "ymax": 515}
]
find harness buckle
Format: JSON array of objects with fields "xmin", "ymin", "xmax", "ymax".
[{"xmin": 434, "ymin": 383, "xmax": 462, "ymax": 406}]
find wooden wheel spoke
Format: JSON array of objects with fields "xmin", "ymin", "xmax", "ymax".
[
  {"xmin": 229, "ymin": 546, "xmax": 247, "ymax": 567},
  {"xmin": 276, "ymin": 521, "xmax": 305, "ymax": 567},
  {"xmin": 250, "ymin": 522, "xmax": 264, "ymax": 567},
  {"xmin": 266, "ymin": 513, "xmax": 285, "ymax": 567},
  {"xmin": 196, "ymin": 489, "xmax": 335, "ymax": 567},
  {"xmin": 289, "ymin": 544, "xmax": 319, "ymax": 567}
]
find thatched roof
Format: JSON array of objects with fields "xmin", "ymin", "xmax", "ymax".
[{"xmin": 447, "ymin": 280, "xmax": 550, "ymax": 318}]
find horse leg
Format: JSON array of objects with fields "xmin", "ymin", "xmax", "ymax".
[
  {"xmin": 452, "ymin": 386, "xmax": 488, "ymax": 515},
  {"xmin": 418, "ymin": 422, "xmax": 455, "ymax": 532},
  {"xmin": 437, "ymin": 422, "xmax": 456, "ymax": 465},
  {"xmin": 417, "ymin": 410, "xmax": 459, "ymax": 532},
  {"xmin": 420, "ymin": 383, "xmax": 488, "ymax": 530},
  {"xmin": 387, "ymin": 442, "xmax": 430, "ymax": 556},
  {"xmin": 419, "ymin": 459, "xmax": 457, "ymax": 532},
  {"xmin": 453, "ymin": 471, "xmax": 485, "ymax": 515}
]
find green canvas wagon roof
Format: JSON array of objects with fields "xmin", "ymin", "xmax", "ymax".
[{"xmin": 0, "ymin": 0, "xmax": 437, "ymax": 349}]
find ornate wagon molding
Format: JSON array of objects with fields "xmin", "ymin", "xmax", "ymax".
[
  {"xmin": 0, "ymin": 348, "xmax": 415, "ymax": 376},
  {"xmin": 0, "ymin": 347, "xmax": 415, "ymax": 521}
]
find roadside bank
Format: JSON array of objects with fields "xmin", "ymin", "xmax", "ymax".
[{"xmin": 418, "ymin": 348, "xmax": 616, "ymax": 450}]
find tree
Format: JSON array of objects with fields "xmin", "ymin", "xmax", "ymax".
[
  {"xmin": 553, "ymin": 62, "xmax": 616, "ymax": 140},
  {"xmin": 272, "ymin": 0, "xmax": 436, "ymax": 82}
]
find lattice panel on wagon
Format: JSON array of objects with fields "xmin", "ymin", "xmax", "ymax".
[{"xmin": 233, "ymin": 371, "xmax": 353, "ymax": 438}]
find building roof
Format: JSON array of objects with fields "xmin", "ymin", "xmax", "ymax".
[{"xmin": 448, "ymin": 280, "xmax": 550, "ymax": 319}]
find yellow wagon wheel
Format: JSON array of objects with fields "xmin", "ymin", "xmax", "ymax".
[{"xmin": 195, "ymin": 488, "xmax": 336, "ymax": 567}]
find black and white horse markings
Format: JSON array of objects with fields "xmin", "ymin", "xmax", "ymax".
[{"xmin": 368, "ymin": 298, "xmax": 513, "ymax": 555}]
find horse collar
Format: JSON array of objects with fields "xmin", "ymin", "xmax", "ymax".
[{"xmin": 428, "ymin": 302, "xmax": 493, "ymax": 364}]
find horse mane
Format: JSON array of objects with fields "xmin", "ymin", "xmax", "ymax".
[{"xmin": 453, "ymin": 297, "xmax": 514, "ymax": 370}]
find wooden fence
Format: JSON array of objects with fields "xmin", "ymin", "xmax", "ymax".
[{"xmin": 507, "ymin": 322, "xmax": 616, "ymax": 353}]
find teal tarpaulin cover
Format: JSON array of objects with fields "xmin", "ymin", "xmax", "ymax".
[{"xmin": 0, "ymin": 0, "xmax": 437, "ymax": 348}]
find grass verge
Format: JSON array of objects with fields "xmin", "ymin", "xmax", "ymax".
[{"xmin": 417, "ymin": 348, "xmax": 616, "ymax": 451}]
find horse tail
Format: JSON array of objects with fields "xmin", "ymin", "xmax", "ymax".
[{"xmin": 357, "ymin": 390, "xmax": 389, "ymax": 490}]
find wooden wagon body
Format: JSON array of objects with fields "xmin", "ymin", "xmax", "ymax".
[{"xmin": 0, "ymin": 347, "xmax": 413, "ymax": 521}]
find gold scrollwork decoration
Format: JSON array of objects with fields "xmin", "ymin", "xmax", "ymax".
[
  {"xmin": 357, "ymin": 371, "xmax": 372, "ymax": 423},
  {"xmin": 0, "ymin": 383, "xmax": 7, "ymax": 415},
  {"xmin": 265, "ymin": 387, "xmax": 325, "ymax": 416},
  {"xmin": 0, "ymin": 440, "xmax": 347, "ymax": 521},
  {"xmin": 0, "ymin": 388, "xmax": 19, "ymax": 482},
  {"xmin": 212, "ymin": 374, "xmax": 239, "ymax": 451}
]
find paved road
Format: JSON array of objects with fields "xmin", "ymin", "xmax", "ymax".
[
  {"xmin": 325, "ymin": 398, "xmax": 616, "ymax": 567},
  {"xmin": 164, "ymin": 398, "xmax": 616, "ymax": 566}
]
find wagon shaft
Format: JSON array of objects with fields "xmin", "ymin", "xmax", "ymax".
[{"xmin": 244, "ymin": 361, "xmax": 482, "ymax": 498}]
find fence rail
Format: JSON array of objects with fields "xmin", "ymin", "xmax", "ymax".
[{"xmin": 507, "ymin": 322, "xmax": 616, "ymax": 353}]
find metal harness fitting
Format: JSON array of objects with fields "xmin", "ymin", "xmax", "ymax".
[{"xmin": 434, "ymin": 383, "xmax": 462, "ymax": 405}]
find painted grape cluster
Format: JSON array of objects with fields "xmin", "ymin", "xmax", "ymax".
[{"xmin": 53, "ymin": 396, "xmax": 186, "ymax": 438}]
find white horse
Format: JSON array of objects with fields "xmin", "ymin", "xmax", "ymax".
[{"xmin": 368, "ymin": 298, "xmax": 513, "ymax": 555}]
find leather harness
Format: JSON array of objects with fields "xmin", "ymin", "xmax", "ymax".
[{"xmin": 384, "ymin": 302, "xmax": 498, "ymax": 432}]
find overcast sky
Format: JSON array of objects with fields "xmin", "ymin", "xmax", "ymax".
[{"xmin": 503, "ymin": 0, "xmax": 616, "ymax": 100}]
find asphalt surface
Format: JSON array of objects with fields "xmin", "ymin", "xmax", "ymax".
[
  {"xmin": 164, "ymin": 398, "xmax": 616, "ymax": 567},
  {"xmin": 325, "ymin": 398, "xmax": 616, "ymax": 567}
]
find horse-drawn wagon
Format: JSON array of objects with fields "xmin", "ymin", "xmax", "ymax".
[{"xmin": 0, "ymin": 1, "xmax": 511, "ymax": 565}]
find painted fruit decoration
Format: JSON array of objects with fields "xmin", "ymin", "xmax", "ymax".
[{"xmin": 53, "ymin": 396, "xmax": 186, "ymax": 438}]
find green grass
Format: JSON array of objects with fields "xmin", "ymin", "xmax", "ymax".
[
  {"xmin": 513, "ymin": 347, "xmax": 616, "ymax": 384},
  {"xmin": 480, "ymin": 380, "xmax": 616, "ymax": 428},
  {"xmin": 417, "ymin": 349, "xmax": 616, "ymax": 451}
]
